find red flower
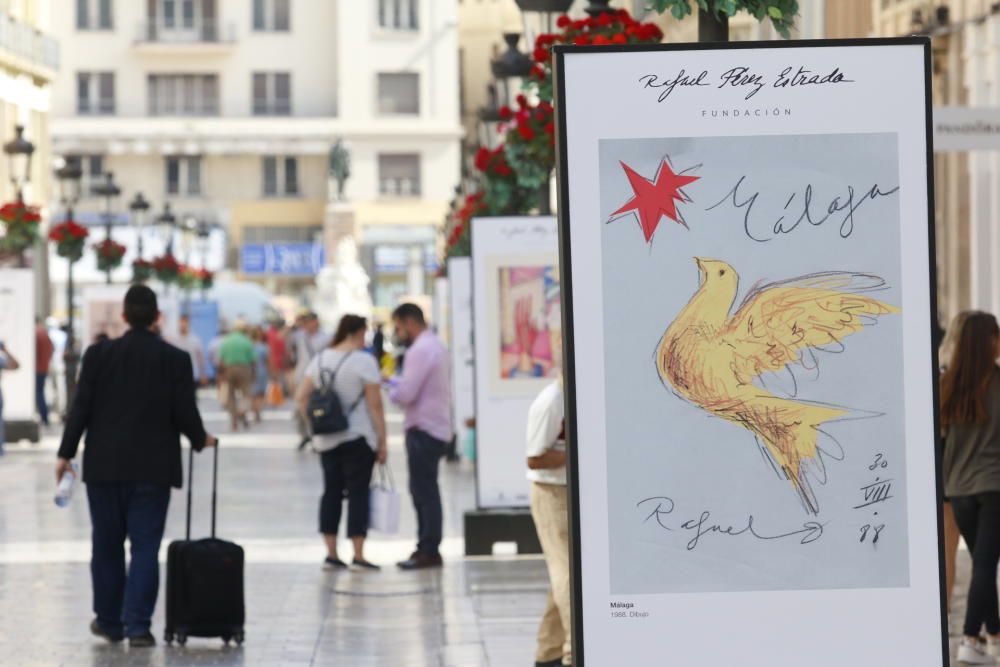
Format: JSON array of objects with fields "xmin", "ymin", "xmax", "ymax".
[
  {"xmin": 535, "ymin": 110, "xmax": 547, "ymax": 122},
  {"xmin": 517, "ymin": 124, "xmax": 536, "ymax": 142},
  {"xmin": 597, "ymin": 13, "xmax": 614, "ymax": 26},
  {"xmin": 544, "ymin": 122, "xmax": 555, "ymax": 135},
  {"xmin": 474, "ymin": 147, "xmax": 490, "ymax": 172},
  {"xmin": 515, "ymin": 94, "xmax": 528, "ymax": 110},
  {"xmin": 611, "ymin": 33, "xmax": 627, "ymax": 45},
  {"xmin": 573, "ymin": 35, "xmax": 589, "ymax": 46},
  {"xmin": 533, "ymin": 46, "xmax": 549, "ymax": 63},
  {"xmin": 556, "ymin": 15, "xmax": 570, "ymax": 28},
  {"xmin": 592, "ymin": 34, "xmax": 610, "ymax": 45},
  {"xmin": 530, "ymin": 65, "xmax": 546, "ymax": 80},
  {"xmin": 499, "ymin": 105, "xmax": 513, "ymax": 120}
]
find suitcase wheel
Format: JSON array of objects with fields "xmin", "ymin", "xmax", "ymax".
[
  {"xmin": 164, "ymin": 631, "xmax": 174, "ymax": 645},
  {"xmin": 235, "ymin": 630, "xmax": 244, "ymax": 646},
  {"xmin": 176, "ymin": 632, "xmax": 187, "ymax": 646}
]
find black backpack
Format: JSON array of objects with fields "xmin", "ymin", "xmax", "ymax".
[{"xmin": 307, "ymin": 351, "xmax": 362, "ymax": 435}]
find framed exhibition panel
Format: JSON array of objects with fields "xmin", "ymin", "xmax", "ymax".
[
  {"xmin": 554, "ymin": 38, "xmax": 944, "ymax": 666},
  {"xmin": 447, "ymin": 257, "xmax": 476, "ymax": 454},
  {"xmin": 472, "ymin": 216, "xmax": 559, "ymax": 508}
]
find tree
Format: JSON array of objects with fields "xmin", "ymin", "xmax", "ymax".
[{"xmin": 649, "ymin": 0, "xmax": 798, "ymax": 39}]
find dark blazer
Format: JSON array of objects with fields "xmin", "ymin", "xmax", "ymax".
[{"xmin": 58, "ymin": 328, "xmax": 208, "ymax": 488}]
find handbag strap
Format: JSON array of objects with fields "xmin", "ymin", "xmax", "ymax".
[{"xmin": 375, "ymin": 463, "xmax": 395, "ymax": 490}]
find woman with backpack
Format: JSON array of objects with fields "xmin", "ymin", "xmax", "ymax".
[{"xmin": 296, "ymin": 314, "xmax": 388, "ymax": 571}]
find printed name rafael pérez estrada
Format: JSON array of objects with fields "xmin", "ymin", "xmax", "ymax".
[{"xmin": 637, "ymin": 65, "xmax": 854, "ymax": 109}]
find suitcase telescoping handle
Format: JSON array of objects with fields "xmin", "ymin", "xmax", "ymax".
[{"xmin": 185, "ymin": 441, "xmax": 218, "ymax": 541}]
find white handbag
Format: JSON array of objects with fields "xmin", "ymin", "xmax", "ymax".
[{"xmin": 369, "ymin": 464, "xmax": 400, "ymax": 534}]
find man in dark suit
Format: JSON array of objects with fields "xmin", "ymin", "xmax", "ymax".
[{"xmin": 56, "ymin": 285, "xmax": 217, "ymax": 648}]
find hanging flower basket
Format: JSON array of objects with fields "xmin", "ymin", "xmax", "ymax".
[
  {"xmin": 0, "ymin": 200, "xmax": 42, "ymax": 255},
  {"xmin": 94, "ymin": 238, "xmax": 127, "ymax": 273},
  {"xmin": 177, "ymin": 264, "xmax": 199, "ymax": 291},
  {"xmin": 131, "ymin": 258, "xmax": 154, "ymax": 283},
  {"xmin": 152, "ymin": 253, "xmax": 181, "ymax": 284},
  {"xmin": 198, "ymin": 268, "xmax": 214, "ymax": 290},
  {"xmin": 48, "ymin": 220, "xmax": 89, "ymax": 262}
]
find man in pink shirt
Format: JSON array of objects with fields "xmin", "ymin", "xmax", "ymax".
[{"xmin": 388, "ymin": 303, "xmax": 452, "ymax": 570}]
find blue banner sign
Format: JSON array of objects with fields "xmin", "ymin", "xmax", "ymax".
[{"xmin": 240, "ymin": 243, "xmax": 325, "ymax": 276}]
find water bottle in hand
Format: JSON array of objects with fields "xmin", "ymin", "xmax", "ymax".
[{"xmin": 54, "ymin": 464, "xmax": 78, "ymax": 508}]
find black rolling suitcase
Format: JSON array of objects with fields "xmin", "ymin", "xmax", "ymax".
[{"xmin": 164, "ymin": 444, "xmax": 245, "ymax": 646}]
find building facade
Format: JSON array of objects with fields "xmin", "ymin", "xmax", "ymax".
[
  {"xmin": 0, "ymin": 0, "xmax": 58, "ymax": 313},
  {"xmin": 50, "ymin": 0, "xmax": 461, "ymax": 311}
]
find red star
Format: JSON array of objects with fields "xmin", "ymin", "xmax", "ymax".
[{"xmin": 610, "ymin": 159, "xmax": 700, "ymax": 243}]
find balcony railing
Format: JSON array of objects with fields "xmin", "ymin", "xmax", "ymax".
[
  {"xmin": 0, "ymin": 12, "xmax": 59, "ymax": 71},
  {"xmin": 135, "ymin": 19, "xmax": 236, "ymax": 45}
]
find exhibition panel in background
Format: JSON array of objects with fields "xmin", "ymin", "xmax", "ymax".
[
  {"xmin": 471, "ymin": 216, "xmax": 559, "ymax": 509},
  {"xmin": 554, "ymin": 39, "xmax": 944, "ymax": 666},
  {"xmin": 447, "ymin": 257, "xmax": 475, "ymax": 457},
  {"xmin": 0, "ymin": 269, "xmax": 35, "ymax": 422}
]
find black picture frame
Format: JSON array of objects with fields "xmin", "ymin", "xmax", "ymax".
[{"xmin": 552, "ymin": 37, "xmax": 944, "ymax": 667}]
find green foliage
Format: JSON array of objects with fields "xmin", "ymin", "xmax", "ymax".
[{"xmin": 648, "ymin": 0, "xmax": 798, "ymax": 38}]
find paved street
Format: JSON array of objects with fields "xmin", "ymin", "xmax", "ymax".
[
  {"xmin": 0, "ymin": 392, "xmax": 984, "ymax": 666},
  {"xmin": 0, "ymin": 394, "xmax": 549, "ymax": 667}
]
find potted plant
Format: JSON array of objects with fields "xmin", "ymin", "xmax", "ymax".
[
  {"xmin": 152, "ymin": 253, "xmax": 181, "ymax": 284},
  {"xmin": 94, "ymin": 238, "xmax": 127, "ymax": 273},
  {"xmin": 48, "ymin": 220, "xmax": 89, "ymax": 262},
  {"xmin": 131, "ymin": 258, "xmax": 154, "ymax": 283},
  {"xmin": 0, "ymin": 200, "xmax": 42, "ymax": 261}
]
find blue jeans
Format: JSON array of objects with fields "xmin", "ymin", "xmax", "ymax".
[
  {"xmin": 86, "ymin": 481, "xmax": 171, "ymax": 638},
  {"xmin": 405, "ymin": 429, "xmax": 446, "ymax": 556},
  {"xmin": 35, "ymin": 373, "xmax": 48, "ymax": 425}
]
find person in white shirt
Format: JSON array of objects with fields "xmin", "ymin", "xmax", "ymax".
[
  {"xmin": 526, "ymin": 377, "xmax": 570, "ymax": 667},
  {"xmin": 295, "ymin": 314, "xmax": 387, "ymax": 571},
  {"xmin": 170, "ymin": 314, "xmax": 206, "ymax": 384}
]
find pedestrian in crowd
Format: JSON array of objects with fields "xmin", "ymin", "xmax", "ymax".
[
  {"xmin": 293, "ymin": 311, "xmax": 331, "ymax": 451},
  {"xmin": 526, "ymin": 376, "xmax": 571, "ymax": 667},
  {"xmin": 940, "ymin": 310, "xmax": 970, "ymax": 613},
  {"xmin": 295, "ymin": 314, "xmax": 388, "ymax": 571},
  {"xmin": 250, "ymin": 326, "xmax": 269, "ymax": 423},
  {"xmin": 219, "ymin": 321, "xmax": 256, "ymax": 432},
  {"xmin": 266, "ymin": 318, "xmax": 289, "ymax": 394},
  {"xmin": 387, "ymin": 303, "xmax": 452, "ymax": 570},
  {"xmin": 55, "ymin": 285, "xmax": 216, "ymax": 648},
  {"xmin": 0, "ymin": 338, "xmax": 20, "ymax": 455},
  {"xmin": 372, "ymin": 323, "xmax": 385, "ymax": 364},
  {"xmin": 171, "ymin": 313, "xmax": 206, "ymax": 385},
  {"xmin": 208, "ymin": 325, "xmax": 227, "ymax": 400},
  {"xmin": 942, "ymin": 311, "xmax": 1000, "ymax": 664},
  {"xmin": 35, "ymin": 317, "xmax": 54, "ymax": 426}
]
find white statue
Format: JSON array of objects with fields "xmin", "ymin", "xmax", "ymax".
[{"xmin": 314, "ymin": 236, "xmax": 374, "ymax": 330}]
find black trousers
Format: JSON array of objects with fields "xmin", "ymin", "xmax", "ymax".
[
  {"xmin": 319, "ymin": 438, "xmax": 376, "ymax": 538},
  {"xmin": 952, "ymin": 492, "xmax": 1000, "ymax": 636},
  {"xmin": 405, "ymin": 428, "xmax": 446, "ymax": 556}
]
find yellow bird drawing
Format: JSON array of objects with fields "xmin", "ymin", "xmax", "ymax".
[{"xmin": 656, "ymin": 258, "xmax": 900, "ymax": 514}]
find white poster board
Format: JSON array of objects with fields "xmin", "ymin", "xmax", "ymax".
[
  {"xmin": 472, "ymin": 216, "xmax": 559, "ymax": 508},
  {"xmin": 447, "ymin": 258, "xmax": 474, "ymax": 455},
  {"xmin": 82, "ymin": 285, "xmax": 180, "ymax": 348},
  {"xmin": 555, "ymin": 40, "xmax": 944, "ymax": 666},
  {"xmin": 0, "ymin": 270, "xmax": 35, "ymax": 421}
]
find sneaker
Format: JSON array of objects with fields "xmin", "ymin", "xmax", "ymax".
[
  {"xmin": 322, "ymin": 556, "xmax": 348, "ymax": 571},
  {"xmin": 958, "ymin": 638, "xmax": 996, "ymax": 664},
  {"xmin": 89, "ymin": 619, "xmax": 123, "ymax": 643},
  {"xmin": 350, "ymin": 558, "xmax": 381, "ymax": 572},
  {"xmin": 128, "ymin": 633, "xmax": 156, "ymax": 648}
]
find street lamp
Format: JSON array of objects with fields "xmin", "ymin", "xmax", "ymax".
[
  {"xmin": 3, "ymin": 125, "xmax": 34, "ymax": 202},
  {"xmin": 155, "ymin": 202, "xmax": 177, "ymax": 255},
  {"xmin": 55, "ymin": 159, "xmax": 83, "ymax": 409},
  {"xmin": 129, "ymin": 192, "xmax": 151, "ymax": 260},
  {"xmin": 92, "ymin": 172, "xmax": 121, "ymax": 284}
]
